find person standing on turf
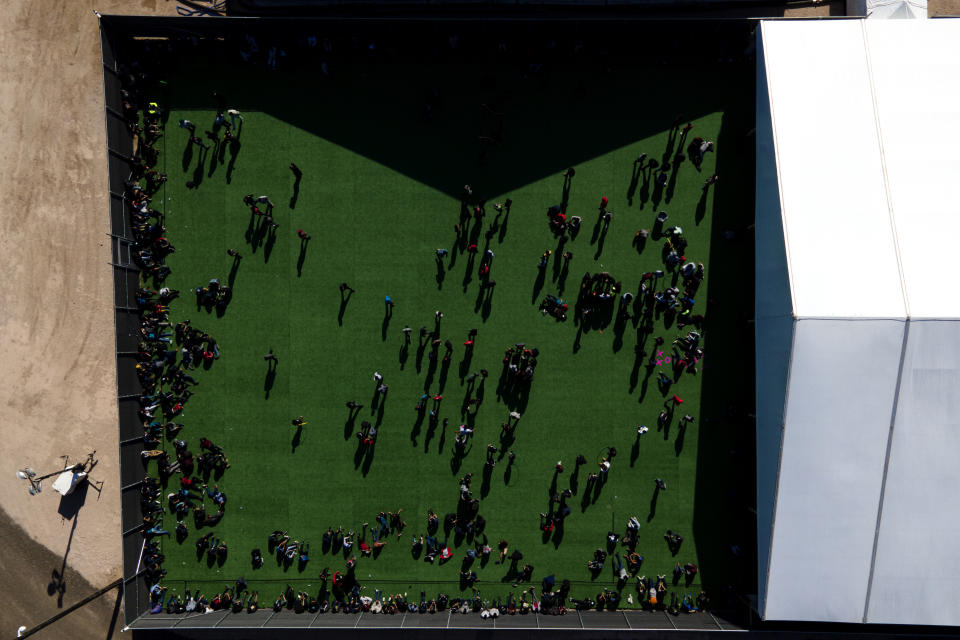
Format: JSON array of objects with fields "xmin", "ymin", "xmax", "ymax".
[
  {"xmin": 290, "ymin": 163, "xmax": 302, "ymax": 179},
  {"xmin": 297, "ymin": 229, "xmax": 311, "ymax": 241},
  {"xmin": 227, "ymin": 109, "xmax": 244, "ymax": 128},
  {"xmin": 179, "ymin": 119, "xmax": 195, "ymax": 133},
  {"xmin": 339, "ymin": 282, "xmax": 354, "ymax": 296},
  {"xmin": 257, "ymin": 195, "xmax": 274, "ymax": 211},
  {"xmin": 385, "ymin": 296, "xmax": 395, "ymax": 314},
  {"xmin": 292, "ymin": 416, "xmax": 307, "ymax": 427}
]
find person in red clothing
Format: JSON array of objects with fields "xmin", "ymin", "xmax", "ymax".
[
  {"xmin": 671, "ymin": 395, "xmax": 684, "ymax": 406},
  {"xmin": 599, "ymin": 196, "xmax": 609, "ymax": 211},
  {"xmin": 297, "ymin": 229, "xmax": 310, "ymax": 241}
]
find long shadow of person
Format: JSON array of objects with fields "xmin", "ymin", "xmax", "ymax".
[
  {"xmin": 263, "ymin": 225, "xmax": 278, "ymax": 263},
  {"xmin": 436, "ymin": 258, "xmax": 446, "ymax": 290},
  {"xmin": 594, "ymin": 227, "xmax": 608, "ymax": 260},
  {"xmin": 343, "ymin": 412, "xmax": 358, "ymax": 441},
  {"xmin": 264, "ymin": 366, "xmax": 276, "ymax": 399},
  {"xmin": 462, "ymin": 253, "xmax": 476, "ymax": 292},
  {"xmin": 437, "ymin": 418, "xmax": 448, "ymax": 455},
  {"xmin": 438, "ymin": 358, "xmax": 451, "ymax": 393},
  {"xmin": 627, "ymin": 160, "xmax": 642, "ymax": 206},
  {"xmin": 181, "ymin": 139, "xmax": 193, "ymax": 172},
  {"xmin": 531, "ymin": 268, "xmax": 546, "ymax": 305},
  {"xmin": 218, "ymin": 136, "xmax": 228, "ymax": 165},
  {"xmin": 498, "ymin": 205, "xmax": 511, "ymax": 243},
  {"xmin": 639, "ymin": 162, "xmax": 654, "ymax": 208},
  {"xmin": 503, "ymin": 459, "xmax": 514, "ymax": 486},
  {"xmin": 674, "ymin": 422, "xmax": 686, "ymax": 456},
  {"xmin": 648, "ymin": 485, "xmax": 661, "ymax": 521},
  {"xmin": 291, "ymin": 425, "xmax": 303, "ymax": 453},
  {"xmin": 423, "ymin": 416, "xmax": 439, "ymax": 452},
  {"xmin": 289, "ymin": 172, "xmax": 301, "ymax": 209},
  {"xmin": 226, "ymin": 137, "xmax": 241, "ymax": 184},
  {"xmin": 361, "ymin": 444, "xmax": 376, "ymax": 476},
  {"xmin": 338, "ymin": 289, "xmax": 353, "ymax": 327},
  {"xmin": 228, "ymin": 255, "xmax": 241, "ymax": 288},
  {"xmin": 480, "ymin": 464, "xmax": 493, "ymax": 498},
  {"xmin": 561, "ymin": 175, "xmax": 572, "ymax": 213},
  {"xmin": 245, "ymin": 210, "xmax": 258, "ymax": 250},
  {"xmin": 665, "ymin": 161, "xmax": 682, "ymax": 204},
  {"xmin": 382, "ymin": 310, "xmax": 392, "ymax": 342},
  {"xmin": 590, "ymin": 214, "xmax": 603, "ymax": 245},
  {"xmin": 651, "ymin": 175, "xmax": 665, "ymax": 209},
  {"xmin": 481, "ymin": 288, "xmax": 495, "ymax": 321},
  {"xmin": 695, "ymin": 188, "xmax": 709, "ymax": 225},
  {"xmin": 628, "ymin": 347, "xmax": 643, "ymax": 394},
  {"xmin": 415, "ymin": 336, "xmax": 428, "ymax": 374},
  {"xmin": 191, "ymin": 147, "xmax": 208, "ymax": 188},
  {"xmin": 297, "ymin": 237, "xmax": 310, "ymax": 277}
]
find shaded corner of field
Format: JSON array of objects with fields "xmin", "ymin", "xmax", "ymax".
[{"xmin": 691, "ymin": 58, "xmax": 757, "ymax": 611}]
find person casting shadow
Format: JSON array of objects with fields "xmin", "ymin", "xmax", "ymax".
[{"xmin": 338, "ymin": 283, "xmax": 354, "ymax": 326}]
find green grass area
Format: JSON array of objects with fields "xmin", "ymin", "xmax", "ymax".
[{"xmin": 149, "ymin": 56, "xmax": 734, "ymax": 606}]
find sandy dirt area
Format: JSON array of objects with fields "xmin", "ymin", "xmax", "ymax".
[{"xmin": 0, "ymin": 0, "xmax": 176, "ymax": 635}]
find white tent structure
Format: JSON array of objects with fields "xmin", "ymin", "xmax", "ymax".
[{"xmin": 756, "ymin": 19, "xmax": 960, "ymax": 626}]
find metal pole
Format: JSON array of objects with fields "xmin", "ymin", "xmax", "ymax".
[{"xmin": 18, "ymin": 578, "xmax": 122, "ymax": 639}]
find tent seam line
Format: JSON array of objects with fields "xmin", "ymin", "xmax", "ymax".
[
  {"xmin": 861, "ymin": 20, "xmax": 910, "ymax": 319},
  {"xmin": 863, "ymin": 319, "xmax": 909, "ymax": 623}
]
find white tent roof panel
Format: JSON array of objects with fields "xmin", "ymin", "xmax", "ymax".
[
  {"xmin": 760, "ymin": 20, "xmax": 906, "ymax": 320},
  {"xmin": 866, "ymin": 22, "xmax": 960, "ymax": 319}
]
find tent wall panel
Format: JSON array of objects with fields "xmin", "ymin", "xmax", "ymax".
[
  {"xmin": 755, "ymin": 30, "xmax": 792, "ymax": 614},
  {"xmin": 765, "ymin": 318, "xmax": 903, "ymax": 623},
  {"xmin": 867, "ymin": 320, "xmax": 960, "ymax": 626},
  {"xmin": 755, "ymin": 313, "xmax": 793, "ymax": 615}
]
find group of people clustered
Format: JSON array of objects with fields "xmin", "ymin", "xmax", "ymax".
[{"xmin": 118, "ymin": 51, "xmax": 714, "ymax": 619}]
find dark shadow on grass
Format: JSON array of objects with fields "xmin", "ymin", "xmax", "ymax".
[
  {"xmin": 263, "ymin": 225, "xmax": 277, "ymax": 263},
  {"xmin": 289, "ymin": 173, "xmax": 301, "ymax": 209},
  {"xmin": 297, "ymin": 237, "xmax": 309, "ymax": 277},
  {"xmin": 181, "ymin": 138, "xmax": 193, "ymax": 172},
  {"xmin": 382, "ymin": 310, "xmax": 392, "ymax": 341},
  {"xmin": 531, "ymin": 268, "xmax": 546, "ymax": 305},
  {"xmin": 264, "ymin": 367, "xmax": 276, "ymax": 399},
  {"xmin": 291, "ymin": 425, "xmax": 303, "ymax": 453},
  {"xmin": 338, "ymin": 290, "xmax": 352, "ymax": 327},
  {"xmin": 228, "ymin": 255, "xmax": 241, "ymax": 288},
  {"xmin": 225, "ymin": 138, "xmax": 241, "ymax": 184},
  {"xmin": 480, "ymin": 463, "xmax": 493, "ymax": 498}
]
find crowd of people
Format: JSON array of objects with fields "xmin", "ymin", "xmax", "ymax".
[
  {"xmin": 116, "ymin": 31, "xmax": 726, "ymax": 620},
  {"xmin": 119, "ymin": 66, "xmax": 239, "ymax": 614}
]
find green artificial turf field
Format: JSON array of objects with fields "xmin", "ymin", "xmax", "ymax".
[{"xmin": 146, "ymin": 51, "xmax": 751, "ymax": 607}]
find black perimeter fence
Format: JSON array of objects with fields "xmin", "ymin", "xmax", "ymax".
[{"xmin": 98, "ymin": 11, "xmax": 760, "ymax": 635}]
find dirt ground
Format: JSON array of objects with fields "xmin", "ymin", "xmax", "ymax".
[
  {"xmin": 0, "ymin": 0, "xmax": 176, "ymax": 636},
  {"xmin": 0, "ymin": 505, "xmax": 123, "ymax": 640}
]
